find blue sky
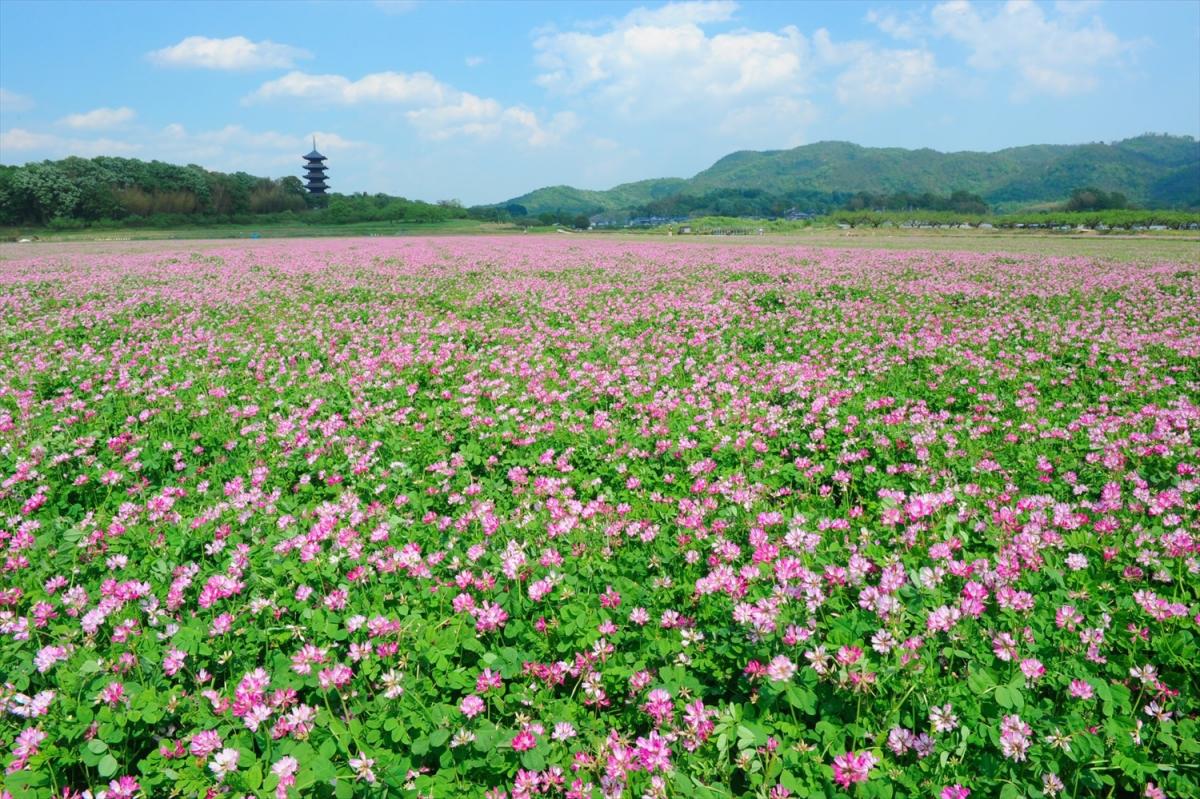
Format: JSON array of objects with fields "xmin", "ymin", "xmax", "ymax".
[{"xmin": 1, "ymin": 0, "xmax": 1197, "ymax": 205}]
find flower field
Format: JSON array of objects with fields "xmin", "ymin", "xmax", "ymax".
[{"xmin": 1, "ymin": 237, "xmax": 1197, "ymax": 799}]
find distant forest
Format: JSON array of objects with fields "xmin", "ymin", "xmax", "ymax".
[
  {"xmin": 488, "ymin": 134, "xmax": 1200, "ymax": 222},
  {"xmin": 3, "ymin": 134, "xmax": 1199, "ymax": 231},
  {"xmin": 0, "ymin": 157, "xmax": 469, "ymax": 228}
]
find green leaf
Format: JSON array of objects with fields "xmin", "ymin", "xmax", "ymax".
[
  {"xmin": 738, "ymin": 722, "xmax": 770, "ymax": 747},
  {"xmin": 520, "ymin": 748, "xmax": 546, "ymax": 771},
  {"xmin": 98, "ymin": 754, "xmax": 119, "ymax": 778},
  {"xmin": 967, "ymin": 668, "xmax": 996, "ymax": 694},
  {"xmin": 785, "ymin": 684, "xmax": 817, "ymax": 714},
  {"xmin": 310, "ymin": 757, "xmax": 336, "ymax": 782},
  {"xmin": 473, "ymin": 726, "xmax": 498, "ymax": 752}
]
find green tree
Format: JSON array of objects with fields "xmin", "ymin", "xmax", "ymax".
[{"xmin": 8, "ymin": 163, "xmax": 81, "ymax": 223}]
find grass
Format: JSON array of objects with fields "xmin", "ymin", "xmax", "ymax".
[
  {"xmin": 584, "ymin": 227, "xmax": 1200, "ymax": 264},
  {"xmin": 740, "ymin": 227, "xmax": 1200, "ymax": 263},
  {"xmin": 0, "ymin": 218, "xmax": 523, "ymax": 243},
  {"xmin": 3, "ymin": 221, "xmax": 1197, "ymax": 264}
]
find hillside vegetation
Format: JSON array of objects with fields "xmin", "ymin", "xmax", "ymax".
[
  {"xmin": 0, "ymin": 157, "xmax": 468, "ymax": 229},
  {"xmin": 493, "ymin": 134, "xmax": 1200, "ymax": 218}
]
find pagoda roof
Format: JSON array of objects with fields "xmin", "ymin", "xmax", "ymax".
[{"xmin": 304, "ymin": 150, "xmax": 327, "ymax": 160}]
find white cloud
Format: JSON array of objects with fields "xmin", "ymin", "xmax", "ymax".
[
  {"xmin": 835, "ymin": 48, "xmax": 936, "ymax": 107},
  {"xmin": 533, "ymin": 1, "xmax": 940, "ymax": 140},
  {"xmin": 624, "ymin": 0, "xmax": 738, "ymax": 26},
  {"xmin": 930, "ymin": 0, "xmax": 1135, "ymax": 97},
  {"xmin": 465, "ymin": 55, "xmax": 486, "ymax": 67},
  {"xmin": 247, "ymin": 70, "xmax": 448, "ymax": 105},
  {"xmin": 158, "ymin": 124, "xmax": 363, "ymax": 165},
  {"xmin": 148, "ymin": 36, "xmax": 311, "ymax": 70},
  {"xmin": 534, "ymin": 6, "xmax": 810, "ymax": 114},
  {"xmin": 59, "ymin": 106, "xmax": 136, "ymax": 130},
  {"xmin": 0, "ymin": 128, "xmax": 140, "ymax": 157},
  {"xmin": 0, "ymin": 128, "xmax": 60, "ymax": 150},
  {"xmin": 247, "ymin": 70, "xmax": 568, "ymax": 146},
  {"xmin": 865, "ymin": 9, "xmax": 922, "ymax": 41},
  {"xmin": 0, "ymin": 88, "xmax": 34, "ymax": 113},
  {"xmin": 0, "ymin": 122, "xmax": 363, "ymax": 175},
  {"xmin": 824, "ymin": 39, "xmax": 941, "ymax": 108}
]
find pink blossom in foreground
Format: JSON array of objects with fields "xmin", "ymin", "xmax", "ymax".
[{"xmin": 831, "ymin": 750, "xmax": 878, "ymax": 788}]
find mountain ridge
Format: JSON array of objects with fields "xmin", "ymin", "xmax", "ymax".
[{"xmin": 494, "ymin": 134, "xmax": 1200, "ymax": 217}]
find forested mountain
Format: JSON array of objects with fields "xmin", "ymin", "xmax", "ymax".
[
  {"xmin": 4, "ymin": 134, "xmax": 1196, "ymax": 227},
  {"xmin": 495, "ymin": 134, "xmax": 1200, "ymax": 218}
]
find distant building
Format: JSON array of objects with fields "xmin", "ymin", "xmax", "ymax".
[{"xmin": 303, "ymin": 138, "xmax": 329, "ymax": 195}]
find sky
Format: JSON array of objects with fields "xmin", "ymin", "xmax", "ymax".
[{"xmin": 1, "ymin": 0, "xmax": 1197, "ymax": 205}]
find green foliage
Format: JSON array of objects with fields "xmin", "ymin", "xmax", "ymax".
[
  {"xmin": 821, "ymin": 208, "xmax": 1199, "ymax": 230},
  {"xmin": 845, "ymin": 189, "xmax": 989, "ymax": 214},
  {"xmin": 485, "ymin": 134, "xmax": 1200, "ymax": 219},
  {"xmin": 0, "ymin": 156, "xmax": 471, "ymax": 230},
  {"xmin": 481, "ymin": 178, "xmax": 690, "ymax": 218},
  {"xmin": 1063, "ymin": 186, "xmax": 1130, "ymax": 212}
]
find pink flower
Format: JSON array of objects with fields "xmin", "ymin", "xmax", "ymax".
[
  {"xmin": 941, "ymin": 785, "xmax": 970, "ymax": 799},
  {"xmin": 272, "ymin": 755, "xmax": 299, "ymax": 799},
  {"xmin": 998, "ymin": 714, "xmax": 1032, "ymax": 761},
  {"xmin": 189, "ymin": 729, "xmax": 222, "ymax": 758},
  {"xmin": 831, "ymin": 750, "xmax": 878, "ymax": 789},
  {"xmin": 512, "ymin": 730, "xmax": 537, "ymax": 751},
  {"xmin": 634, "ymin": 731, "xmax": 672, "ymax": 772},
  {"xmin": 98, "ymin": 681, "xmax": 125, "ymax": 706},
  {"xmin": 106, "ymin": 776, "xmax": 141, "ymax": 799},
  {"xmin": 929, "ymin": 703, "xmax": 958, "ymax": 734},
  {"xmin": 34, "ymin": 645, "xmax": 69, "ymax": 673},
  {"xmin": 1068, "ymin": 679, "xmax": 1094, "ymax": 700},
  {"xmin": 6, "ymin": 727, "xmax": 46, "ymax": 774},
  {"xmin": 836, "ymin": 646, "xmax": 863, "ymax": 666},
  {"xmin": 209, "ymin": 747, "xmax": 240, "ymax": 779},
  {"xmin": 471, "ymin": 600, "xmax": 509, "ymax": 633},
  {"xmin": 476, "ymin": 668, "xmax": 502, "ymax": 693},
  {"xmin": 765, "ymin": 655, "xmax": 797, "ymax": 682},
  {"xmin": 642, "ymin": 688, "xmax": 674, "ymax": 725},
  {"xmin": 926, "ymin": 605, "xmax": 962, "ymax": 633},
  {"xmin": 349, "ymin": 755, "xmax": 378, "ymax": 785},
  {"xmin": 1019, "ymin": 658, "xmax": 1045, "ymax": 683},
  {"xmin": 162, "ymin": 647, "xmax": 187, "ymax": 677},
  {"xmin": 318, "ymin": 663, "xmax": 353, "ymax": 690},
  {"xmin": 460, "ymin": 694, "xmax": 485, "ymax": 718}
]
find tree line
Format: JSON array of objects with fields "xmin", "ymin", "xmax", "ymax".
[{"xmin": 0, "ymin": 157, "xmax": 468, "ymax": 229}]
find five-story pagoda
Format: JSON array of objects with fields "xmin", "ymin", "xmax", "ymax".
[{"xmin": 302, "ymin": 137, "xmax": 329, "ymax": 195}]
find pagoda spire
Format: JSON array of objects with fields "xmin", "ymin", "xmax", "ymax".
[{"xmin": 302, "ymin": 137, "xmax": 329, "ymax": 195}]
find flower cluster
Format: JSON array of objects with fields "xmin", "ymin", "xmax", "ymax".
[{"xmin": 0, "ymin": 238, "xmax": 1196, "ymax": 798}]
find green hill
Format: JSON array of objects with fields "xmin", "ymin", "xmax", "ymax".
[
  {"xmin": 490, "ymin": 134, "xmax": 1199, "ymax": 217},
  {"xmin": 500, "ymin": 177, "xmax": 687, "ymax": 216}
]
